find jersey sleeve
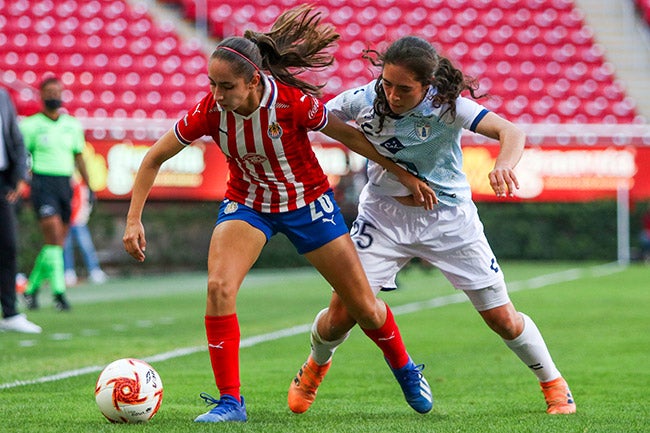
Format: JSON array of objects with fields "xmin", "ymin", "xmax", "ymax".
[
  {"xmin": 294, "ymin": 92, "xmax": 328, "ymax": 132},
  {"xmin": 326, "ymin": 81, "xmax": 376, "ymax": 123},
  {"xmin": 454, "ymin": 96, "xmax": 490, "ymax": 132},
  {"xmin": 18, "ymin": 117, "xmax": 35, "ymax": 153},
  {"xmin": 174, "ymin": 93, "xmax": 213, "ymax": 146}
]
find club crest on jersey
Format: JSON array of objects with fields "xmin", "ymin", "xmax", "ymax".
[
  {"xmin": 224, "ymin": 201, "xmax": 238, "ymax": 214},
  {"xmin": 414, "ymin": 121, "xmax": 431, "ymax": 140},
  {"xmin": 267, "ymin": 122, "xmax": 283, "ymax": 139}
]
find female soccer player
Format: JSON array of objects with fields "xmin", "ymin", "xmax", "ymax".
[
  {"xmin": 288, "ymin": 36, "xmax": 576, "ymax": 415},
  {"xmin": 123, "ymin": 7, "xmax": 435, "ymax": 423}
]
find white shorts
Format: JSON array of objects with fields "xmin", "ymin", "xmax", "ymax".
[{"xmin": 351, "ymin": 189, "xmax": 505, "ymax": 295}]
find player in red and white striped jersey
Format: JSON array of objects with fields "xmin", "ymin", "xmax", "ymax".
[
  {"xmin": 123, "ymin": 5, "xmax": 436, "ymax": 423},
  {"xmin": 174, "ymin": 74, "xmax": 329, "ymax": 213}
]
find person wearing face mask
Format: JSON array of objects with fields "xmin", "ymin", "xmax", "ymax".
[{"xmin": 20, "ymin": 76, "xmax": 93, "ymax": 311}]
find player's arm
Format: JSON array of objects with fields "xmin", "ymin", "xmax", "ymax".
[
  {"xmin": 123, "ymin": 130, "xmax": 185, "ymax": 261},
  {"xmin": 475, "ymin": 112, "xmax": 525, "ymax": 198},
  {"xmin": 74, "ymin": 153, "xmax": 92, "ymax": 189},
  {"xmin": 321, "ymin": 113, "xmax": 437, "ymax": 210}
]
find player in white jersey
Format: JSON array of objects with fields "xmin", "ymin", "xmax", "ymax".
[
  {"xmin": 289, "ymin": 36, "xmax": 576, "ymax": 415},
  {"xmin": 124, "ymin": 8, "xmax": 436, "ymax": 424}
]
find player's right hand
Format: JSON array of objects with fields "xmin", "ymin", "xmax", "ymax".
[{"xmin": 123, "ymin": 220, "xmax": 147, "ymax": 262}]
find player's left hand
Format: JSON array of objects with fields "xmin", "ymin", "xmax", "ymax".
[
  {"xmin": 5, "ymin": 179, "xmax": 27, "ymax": 203},
  {"xmin": 488, "ymin": 166, "xmax": 519, "ymax": 198},
  {"xmin": 397, "ymin": 172, "xmax": 437, "ymax": 210},
  {"xmin": 123, "ymin": 219, "xmax": 147, "ymax": 262}
]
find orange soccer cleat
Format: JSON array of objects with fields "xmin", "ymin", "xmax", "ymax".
[
  {"xmin": 288, "ymin": 356, "xmax": 331, "ymax": 414},
  {"xmin": 540, "ymin": 377, "xmax": 576, "ymax": 414}
]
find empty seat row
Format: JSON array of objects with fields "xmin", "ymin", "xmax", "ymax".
[{"xmin": 0, "ymin": 0, "xmax": 642, "ymax": 123}]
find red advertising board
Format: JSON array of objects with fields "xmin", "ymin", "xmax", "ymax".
[
  {"xmin": 84, "ymin": 139, "xmax": 228, "ymax": 201},
  {"xmin": 464, "ymin": 144, "xmax": 650, "ymax": 202},
  {"xmin": 84, "ymin": 135, "xmax": 650, "ymax": 203}
]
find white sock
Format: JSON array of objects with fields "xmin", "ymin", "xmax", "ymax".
[
  {"xmin": 310, "ymin": 308, "xmax": 351, "ymax": 365},
  {"xmin": 503, "ymin": 313, "xmax": 562, "ymax": 383}
]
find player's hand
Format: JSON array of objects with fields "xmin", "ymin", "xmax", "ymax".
[
  {"xmin": 123, "ymin": 219, "xmax": 147, "ymax": 262},
  {"xmin": 5, "ymin": 179, "xmax": 27, "ymax": 203},
  {"xmin": 88, "ymin": 189, "xmax": 96, "ymax": 205},
  {"xmin": 87, "ymin": 189, "xmax": 96, "ymax": 211},
  {"xmin": 488, "ymin": 166, "xmax": 519, "ymax": 198},
  {"xmin": 396, "ymin": 172, "xmax": 437, "ymax": 210}
]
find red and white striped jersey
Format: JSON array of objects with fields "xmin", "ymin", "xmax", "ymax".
[{"xmin": 174, "ymin": 75, "xmax": 330, "ymax": 213}]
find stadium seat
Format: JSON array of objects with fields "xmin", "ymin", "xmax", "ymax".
[{"xmin": 0, "ymin": 0, "xmax": 640, "ymax": 123}]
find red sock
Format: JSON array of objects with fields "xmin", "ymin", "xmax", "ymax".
[
  {"xmin": 205, "ymin": 314, "xmax": 241, "ymax": 400},
  {"xmin": 361, "ymin": 305, "xmax": 410, "ymax": 369}
]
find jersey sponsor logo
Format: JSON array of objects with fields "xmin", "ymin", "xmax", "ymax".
[
  {"xmin": 242, "ymin": 153, "xmax": 268, "ymax": 165},
  {"xmin": 224, "ymin": 201, "xmax": 238, "ymax": 214},
  {"xmin": 414, "ymin": 121, "xmax": 431, "ymax": 140},
  {"xmin": 380, "ymin": 137, "xmax": 405, "ymax": 154},
  {"xmin": 267, "ymin": 122, "xmax": 283, "ymax": 139},
  {"xmin": 307, "ymin": 98, "xmax": 320, "ymax": 120}
]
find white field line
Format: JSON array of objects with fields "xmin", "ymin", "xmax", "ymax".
[{"xmin": 0, "ymin": 263, "xmax": 623, "ymax": 390}]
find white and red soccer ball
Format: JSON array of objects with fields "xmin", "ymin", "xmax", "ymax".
[{"xmin": 95, "ymin": 358, "xmax": 163, "ymax": 423}]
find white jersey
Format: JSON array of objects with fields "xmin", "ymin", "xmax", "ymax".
[
  {"xmin": 326, "ymin": 81, "xmax": 489, "ymax": 207},
  {"xmin": 331, "ymin": 80, "xmax": 505, "ymax": 295}
]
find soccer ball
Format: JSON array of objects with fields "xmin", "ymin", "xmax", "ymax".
[{"xmin": 95, "ymin": 358, "xmax": 164, "ymax": 423}]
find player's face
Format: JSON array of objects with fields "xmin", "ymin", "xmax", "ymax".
[
  {"xmin": 40, "ymin": 81, "xmax": 63, "ymax": 106},
  {"xmin": 381, "ymin": 63, "xmax": 428, "ymax": 115},
  {"xmin": 208, "ymin": 58, "xmax": 261, "ymax": 115}
]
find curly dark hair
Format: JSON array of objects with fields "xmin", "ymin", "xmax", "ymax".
[
  {"xmin": 363, "ymin": 36, "xmax": 485, "ymax": 130},
  {"xmin": 211, "ymin": 5, "xmax": 339, "ymax": 97}
]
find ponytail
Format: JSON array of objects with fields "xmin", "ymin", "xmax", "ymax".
[{"xmin": 212, "ymin": 5, "xmax": 339, "ymax": 97}]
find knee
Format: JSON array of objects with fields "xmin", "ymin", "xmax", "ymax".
[
  {"xmin": 206, "ymin": 276, "xmax": 237, "ymax": 310},
  {"xmin": 325, "ymin": 304, "xmax": 358, "ymax": 333},
  {"xmin": 350, "ymin": 299, "xmax": 384, "ymax": 329},
  {"xmin": 483, "ymin": 309, "xmax": 524, "ymax": 340}
]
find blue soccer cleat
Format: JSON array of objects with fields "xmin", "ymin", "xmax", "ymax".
[
  {"xmin": 193, "ymin": 393, "xmax": 248, "ymax": 422},
  {"xmin": 388, "ymin": 357, "xmax": 433, "ymax": 414}
]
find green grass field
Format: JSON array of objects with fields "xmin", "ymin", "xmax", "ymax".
[{"xmin": 1, "ymin": 262, "xmax": 648, "ymax": 433}]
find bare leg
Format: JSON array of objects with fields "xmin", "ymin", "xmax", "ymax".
[
  {"xmin": 304, "ymin": 235, "xmax": 384, "ymax": 329},
  {"xmin": 203, "ymin": 221, "xmax": 265, "ymax": 402}
]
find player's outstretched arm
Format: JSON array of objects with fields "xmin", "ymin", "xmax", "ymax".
[
  {"xmin": 123, "ymin": 130, "xmax": 185, "ymax": 261},
  {"xmin": 475, "ymin": 112, "xmax": 525, "ymax": 198},
  {"xmin": 322, "ymin": 114, "xmax": 437, "ymax": 209}
]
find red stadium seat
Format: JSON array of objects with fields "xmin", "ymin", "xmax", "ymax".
[
  {"xmin": 480, "ymin": 8, "xmax": 504, "ymax": 26},
  {"xmin": 0, "ymin": 0, "xmax": 639, "ymax": 123}
]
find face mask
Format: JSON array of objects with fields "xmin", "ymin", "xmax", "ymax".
[{"xmin": 43, "ymin": 99, "xmax": 62, "ymax": 110}]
